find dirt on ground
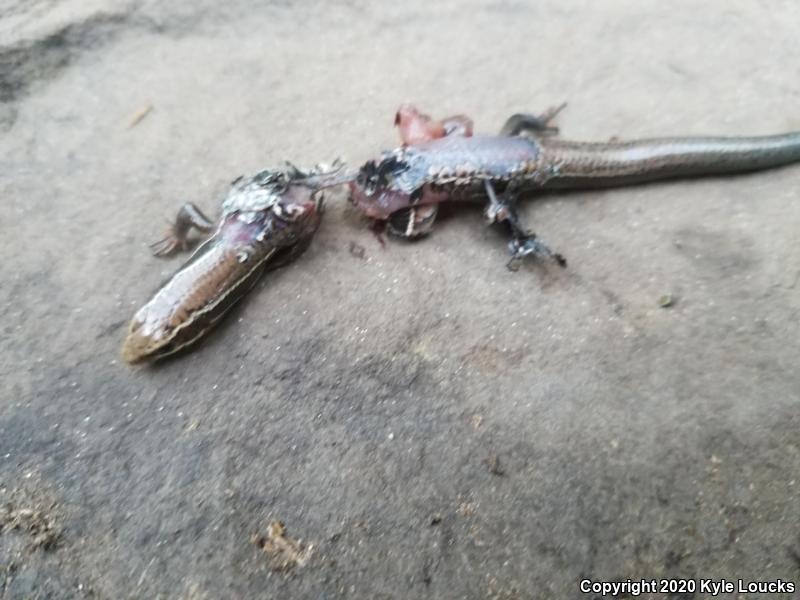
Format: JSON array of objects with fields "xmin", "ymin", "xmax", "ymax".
[{"xmin": 1, "ymin": 1, "xmax": 799, "ymax": 598}]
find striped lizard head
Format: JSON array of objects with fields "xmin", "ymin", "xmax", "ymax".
[{"xmin": 121, "ymin": 163, "xmax": 345, "ymax": 364}]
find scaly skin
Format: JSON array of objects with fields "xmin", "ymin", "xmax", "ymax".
[
  {"xmin": 350, "ymin": 105, "xmax": 800, "ymax": 267},
  {"xmin": 121, "ymin": 165, "xmax": 342, "ymax": 364}
]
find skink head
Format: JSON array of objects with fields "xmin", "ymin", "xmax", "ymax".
[{"xmin": 121, "ymin": 165, "xmax": 332, "ymax": 365}]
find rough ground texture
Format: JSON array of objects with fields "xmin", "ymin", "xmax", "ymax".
[{"xmin": 1, "ymin": 1, "xmax": 799, "ymax": 598}]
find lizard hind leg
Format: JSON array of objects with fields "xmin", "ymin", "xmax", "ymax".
[
  {"xmin": 482, "ymin": 180, "xmax": 566, "ymax": 270},
  {"xmin": 499, "ymin": 102, "xmax": 567, "ymax": 137},
  {"xmin": 150, "ymin": 202, "xmax": 215, "ymax": 257}
]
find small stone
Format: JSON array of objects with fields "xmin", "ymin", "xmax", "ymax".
[{"xmin": 658, "ymin": 294, "xmax": 676, "ymax": 308}]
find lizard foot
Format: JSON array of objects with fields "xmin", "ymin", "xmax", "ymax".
[
  {"xmin": 482, "ymin": 180, "xmax": 565, "ymax": 270},
  {"xmin": 499, "ymin": 101, "xmax": 568, "ymax": 137},
  {"xmin": 150, "ymin": 227, "xmax": 189, "ymax": 257},
  {"xmin": 507, "ymin": 234, "xmax": 567, "ymax": 271},
  {"xmin": 149, "ymin": 202, "xmax": 215, "ymax": 257}
]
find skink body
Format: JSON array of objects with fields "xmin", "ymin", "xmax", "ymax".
[{"xmin": 350, "ymin": 105, "xmax": 800, "ymax": 265}]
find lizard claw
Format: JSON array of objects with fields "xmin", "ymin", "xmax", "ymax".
[
  {"xmin": 507, "ymin": 235, "xmax": 567, "ymax": 271},
  {"xmin": 148, "ymin": 203, "xmax": 214, "ymax": 257},
  {"xmin": 150, "ymin": 229, "xmax": 187, "ymax": 257}
]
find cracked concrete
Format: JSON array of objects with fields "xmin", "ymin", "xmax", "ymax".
[{"xmin": 1, "ymin": 0, "xmax": 799, "ymax": 598}]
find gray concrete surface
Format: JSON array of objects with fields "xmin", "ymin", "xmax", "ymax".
[{"xmin": 1, "ymin": 1, "xmax": 799, "ymax": 598}]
